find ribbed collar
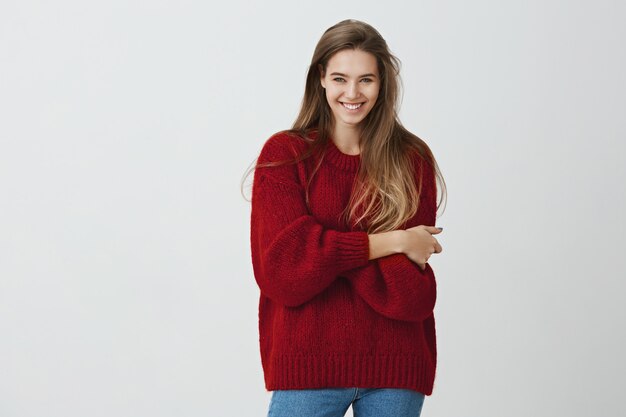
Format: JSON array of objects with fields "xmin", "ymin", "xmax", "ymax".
[{"xmin": 325, "ymin": 138, "xmax": 361, "ymax": 172}]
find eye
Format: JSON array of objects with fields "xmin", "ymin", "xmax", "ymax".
[
  {"xmin": 361, "ymin": 78, "xmax": 373, "ymax": 83},
  {"xmin": 332, "ymin": 77, "xmax": 345, "ymax": 82}
]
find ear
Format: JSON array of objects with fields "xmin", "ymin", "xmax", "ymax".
[{"xmin": 318, "ymin": 64, "xmax": 326, "ymax": 89}]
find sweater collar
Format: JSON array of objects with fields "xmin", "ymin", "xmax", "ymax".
[{"xmin": 325, "ymin": 138, "xmax": 361, "ymax": 172}]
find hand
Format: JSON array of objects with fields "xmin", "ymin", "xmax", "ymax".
[{"xmin": 401, "ymin": 225, "xmax": 443, "ymax": 270}]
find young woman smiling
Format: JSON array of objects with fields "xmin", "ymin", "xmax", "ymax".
[{"xmin": 244, "ymin": 18, "xmax": 447, "ymax": 417}]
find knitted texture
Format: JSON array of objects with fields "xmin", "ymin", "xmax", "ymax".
[{"xmin": 250, "ymin": 130, "xmax": 438, "ymax": 395}]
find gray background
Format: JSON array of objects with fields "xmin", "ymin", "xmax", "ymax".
[{"xmin": 1, "ymin": 0, "xmax": 625, "ymax": 416}]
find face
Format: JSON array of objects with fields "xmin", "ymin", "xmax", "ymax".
[{"xmin": 319, "ymin": 49, "xmax": 381, "ymax": 130}]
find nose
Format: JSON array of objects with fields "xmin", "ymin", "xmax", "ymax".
[{"xmin": 344, "ymin": 81, "xmax": 360, "ymax": 100}]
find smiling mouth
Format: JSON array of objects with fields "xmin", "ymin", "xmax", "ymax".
[{"xmin": 341, "ymin": 102, "xmax": 364, "ymax": 110}]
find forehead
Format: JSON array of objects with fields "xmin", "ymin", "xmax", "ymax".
[{"xmin": 326, "ymin": 49, "xmax": 378, "ymax": 74}]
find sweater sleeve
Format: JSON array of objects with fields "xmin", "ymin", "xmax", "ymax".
[
  {"xmin": 342, "ymin": 256, "xmax": 437, "ymax": 322},
  {"xmin": 341, "ymin": 154, "xmax": 439, "ymax": 322},
  {"xmin": 250, "ymin": 134, "xmax": 371, "ymax": 307}
]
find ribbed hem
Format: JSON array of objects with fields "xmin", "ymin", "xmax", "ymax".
[
  {"xmin": 325, "ymin": 139, "xmax": 361, "ymax": 172},
  {"xmin": 263, "ymin": 352, "xmax": 435, "ymax": 396}
]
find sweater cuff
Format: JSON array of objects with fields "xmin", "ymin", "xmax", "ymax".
[{"xmin": 334, "ymin": 231, "xmax": 370, "ymax": 272}]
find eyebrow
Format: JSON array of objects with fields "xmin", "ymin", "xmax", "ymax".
[{"xmin": 329, "ymin": 72, "xmax": 378, "ymax": 78}]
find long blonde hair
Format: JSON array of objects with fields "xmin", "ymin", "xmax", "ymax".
[{"xmin": 242, "ymin": 19, "xmax": 446, "ymax": 234}]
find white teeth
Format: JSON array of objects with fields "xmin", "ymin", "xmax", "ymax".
[{"xmin": 342, "ymin": 102, "xmax": 362, "ymax": 110}]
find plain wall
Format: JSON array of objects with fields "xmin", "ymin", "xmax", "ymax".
[{"xmin": 1, "ymin": 0, "xmax": 625, "ymax": 416}]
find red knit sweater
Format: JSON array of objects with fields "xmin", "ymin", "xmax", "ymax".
[{"xmin": 250, "ymin": 130, "xmax": 438, "ymax": 395}]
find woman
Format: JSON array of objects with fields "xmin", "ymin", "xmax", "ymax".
[{"xmin": 244, "ymin": 19, "xmax": 446, "ymax": 417}]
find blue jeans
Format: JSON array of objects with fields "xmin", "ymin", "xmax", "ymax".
[{"xmin": 267, "ymin": 387, "xmax": 425, "ymax": 417}]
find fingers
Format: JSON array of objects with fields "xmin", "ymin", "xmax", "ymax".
[
  {"xmin": 406, "ymin": 225, "xmax": 443, "ymax": 235},
  {"xmin": 433, "ymin": 238, "xmax": 443, "ymax": 254}
]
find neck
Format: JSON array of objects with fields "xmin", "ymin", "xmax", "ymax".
[{"xmin": 331, "ymin": 123, "xmax": 361, "ymax": 155}]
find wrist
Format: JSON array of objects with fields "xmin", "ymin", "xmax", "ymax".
[
  {"xmin": 391, "ymin": 230, "xmax": 407, "ymax": 254},
  {"xmin": 367, "ymin": 230, "xmax": 405, "ymax": 260}
]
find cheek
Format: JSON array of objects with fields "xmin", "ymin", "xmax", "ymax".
[
  {"xmin": 324, "ymin": 89, "xmax": 334, "ymax": 104},
  {"xmin": 369, "ymin": 85, "xmax": 381, "ymax": 101},
  {"xmin": 326, "ymin": 87, "xmax": 341, "ymax": 101},
  {"xmin": 372, "ymin": 89, "xmax": 380, "ymax": 102},
  {"xmin": 365, "ymin": 93, "xmax": 378, "ymax": 108}
]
